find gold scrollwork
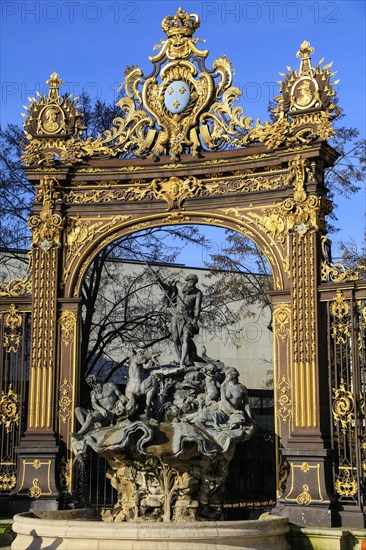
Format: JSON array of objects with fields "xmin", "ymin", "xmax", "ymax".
[
  {"xmin": 296, "ymin": 484, "xmax": 312, "ymax": 505},
  {"xmin": 59, "ymin": 311, "xmax": 76, "ymax": 347},
  {"xmin": 330, "ymin": 291, "xmax": 351, "ymax": 345},
  {"xmin": 58, "ymin": 379, "xmax": 73, "ymax": 424},
  {"xmin": 332, "ymin": 379, "xmax": 355, "ymax": 431},
  {"xmin": 243, "ymin": 159, "xmax": 329, "ymax": 243},
  {"xmin": 28, "ymin": 477, "xmax": 42, "ymax": 499},
  {"xmin": 0, "ymin": 252, "xmax": 33, "ymax": 298},
  {"xmin": 285, "ymin": 462, "xmax": 323, "ymax": 503},
  {"xmin": 22, "ymin": 14, "xmax": 338, "ymax": 165},
  {"xmin": 0, "ymin": 384, "xmax": 20, "ymax": 433},
  {"xmin": 162, "ymin": 213, "xmax": 191, "ymax": 224},
  {"xmin": 131, "ymin": 176, "xmax": 205, "ymax": 211},
  {"xmin": 3, "ymin": 304, "xmax": 23, "ymax": 353},
  {"xmin": 335, "ymin": 467, "xmax": 358, "ymax": 497},
  {"xmin": 320, "ymin": 236, "xmax": 360, "ymax": 283},
  {"xmin": 276, "ymin": 375, "xmax": 292, "ymax": 423}
]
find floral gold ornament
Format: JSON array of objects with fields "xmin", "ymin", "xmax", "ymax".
[
  {"xmin": 335, "ymin": 467, "xmax": 358, "ymax": 497},
  {"xmin": 59, "ymin": 311, "xmax": 76, "ymax": 347},
  {"xmin": 332, "ymin": 379, "xmax": 355, "ymax": 432},
  {"xmin": 296, "ymin": 484, "xmax": 312, "ymax": 505},
  {"xmin": 0, "ymin": 384, "xmax": 20, "ymax": 433},
  {"xmin": 32, "ymin": 459, "xmax": 42, "ymax": 470},
  {"xmin": 0, "ymin": 459, "xmax": 17, "ymax": 491},
  {"xmin": 3, "ymin": 304, "xmax": 23, "ymax": 353},
  {"xmin": 330, "ymin": 291, "xmax": 351, "ymax": 345},
  {"xmin": 273, "ymin": 305, "xmax": 290, "ymax": 341},
  {"xmin": 58, "ymin": 379, "xmax": 73, "ymax": 424},
  {"xmin": 276, "ymin": 375, "xmax": 292, "ymax": 423},
  {"xmin": 0, "ymin": 472, "xmax": 16, "ymax": 491}
]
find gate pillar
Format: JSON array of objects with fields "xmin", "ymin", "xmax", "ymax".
[
  {"xmin": 13, "ymin": 177, "xmax": 63, "ymax": 511},
  {"xmin": 276, "ymin": 230, "xmax": 338, "ymax": 525}
]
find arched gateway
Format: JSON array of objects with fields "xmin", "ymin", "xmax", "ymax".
[{"xmin": 0, "ymin": 7, "xmax": 365, "ymax": 528}]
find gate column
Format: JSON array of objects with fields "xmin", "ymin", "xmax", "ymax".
[
  {"xmin": 13, "ymin": 177, "xmax": 63, "ymax": 512},
  {"xmin": 277, "ymin": 229, "xmax": 338, "ymax": 526}
]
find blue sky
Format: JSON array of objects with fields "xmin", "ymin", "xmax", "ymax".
[{"xmin": 1, "ymin": 0, "xmax": 365, "ymax": 265}]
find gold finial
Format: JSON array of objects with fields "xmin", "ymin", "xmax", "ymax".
[
  {"xmin": 46, "ymin": 72, "xmax": 63, "ymax": 102},
  {"xmin": 296, "ymin": 41, "xmax": 315, "ymax": 76},
  {"xmin": 297, "ymin": 41, "xmax": 315, "ymax": 60},
  {"xmin": 161, "ymin": 7, "xmax": 200, "ymax": 38}
]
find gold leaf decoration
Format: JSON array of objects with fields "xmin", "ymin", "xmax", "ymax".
[
  {"xmin": 0, "ymin": 384, "xmax": 20, "ymax": 433},
  {"xmin": 3, "ymin": 304, "xmax": 23, "ymax": 353}
]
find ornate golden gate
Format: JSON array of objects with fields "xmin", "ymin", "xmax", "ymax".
[{"xmin": 0, "ymin": 8, "xmax": 365, "ymax": 526}]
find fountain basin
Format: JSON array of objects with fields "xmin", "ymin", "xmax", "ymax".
[{"xmin": 11, "ymin": 511, "xmax": 289, "ymax": 550}]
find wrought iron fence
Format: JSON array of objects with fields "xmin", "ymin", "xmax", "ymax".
[
  {"xmin": 326, "ymin": 287, "xmax": 366, "ymax": 511},
  {"xmin": 0, "ymin": 306, "xmax": 31, "ymax": 514}
]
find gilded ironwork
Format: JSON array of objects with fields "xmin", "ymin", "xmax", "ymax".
[
  {"xmin": 129, "ymin": 176, "xmax": 205, "ymax": 210},
  {"xmin": 0, "ymin": 384, "xmax": 20, "ymax": 433},
  {"xmin": 3, "ymin": 304, "xmax": 22, "ymax": 353},
  {"xmin": 0, "ymin": 459, "xmax": 17, "ymax": 491},
  {"xmin": 22, "ymin": 10, "xmax": 338, "ymax": 164},
  {"xmin": 247, "ymin": 40, "xmax": 338, "ymax": 149},
  {"xmin": 58, "ymin": 378, "xmax": 73, "ymax": 424},
  {"xmin": 0, "ymin": 473, "xmax": 16, "ymax": 491},
  {"xmin": 330, "ymin": 291, "xmax": 351, "ymax": 345},
  {"xmin": 332, "ymin": 379, "xmax": 355, "ymax": 432},
  {"xmin": 29, "ymin": 177, "xmax": 64, "ymax": 252},
  {"xmin": 63, "ymin": 170, "xmax": 291, "ymax": 206},
  {"xmin": 335, "ymin": 467, "xmax": 358, "ymax": 497},
  {"xmin": 59, "ymin": 311, "xmax": 76, "ymax": 347},
  {"xmin": 320, "ymin": 236, "xmax": 361, "ymax": 283},
  {"xmin": 225, "ymin": 157, "xmax": 330, "ymax": 246},
  {"xmin": 22, "ymin": 71, "xmax": 87, "ymax": 167},
  {"xmin": 0, "ymin": 252, "xmax": 32, "ymax": 298}
]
